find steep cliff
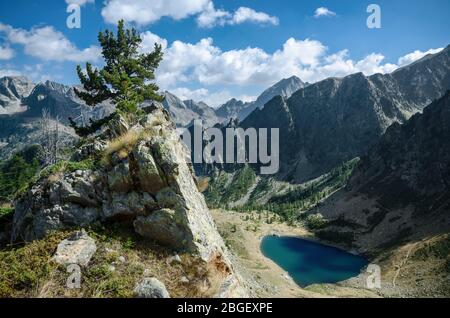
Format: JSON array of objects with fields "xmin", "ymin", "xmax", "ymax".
[
  {"xmin": 313, "ymin": 91, "xmax": 450, "ymax": 253},
  {"xmin": 241, "ymin": 46, "xmax": 450, "ymax": 183}
]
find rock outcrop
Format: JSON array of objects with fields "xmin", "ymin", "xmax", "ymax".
[
  {"xmin": 11, "ymin": 103, "xmax": 247, "ymax": 297},
  {"xmin": 0, "ymin": 76, "xmax": 34, "ymax": 114}
]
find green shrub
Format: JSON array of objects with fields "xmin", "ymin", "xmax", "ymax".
[
  {"xmin": 66, "ymin": 159, "xmax": 96, "ymax": 172},
  {"xmin": 0, "ymin": 233, "xmax": 65, "ymax": 297},
  {"xmin": 40, "ymin": 159, "xmax": 97, "ymax": 179},
  {"xmin": 0, "ymin": 150, "xmax": 41, "ymax": 202},
  {"xmin": 306, "ymin": 214, "xmax": 328, "ymax": 230},
  {"xmin": 222, "ymin": 166, "xmax": 256, "ymax": 202},
  {"xmin": 0, "ymin": 206, "xmax": 14, "ymax": 220}
]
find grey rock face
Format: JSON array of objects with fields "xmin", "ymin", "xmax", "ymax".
[
  {"xmin": 240, "ymin": 47, "xmax": 450, "ymax": 183},
  {"xmin": 52, "ymin": 229, "xmax": 97, "ymax": 267},
  {"xmin": 134, "ymin": 277, "xmax": 170, "ymax": 298},
  {"xmin": 132, "ymin": 141, "xmax": 166, "ymax": 193},
  {"xmin": 107, "ymin": 161, "xmax": 134, "ymax": 193},
  {"xmin": 102, "ymin": 192, "xmax": 156, "ymax": 220},
  {"xmin": 134, "ymin": 209, "xmax": 189, "ymax": 249},
  {"xmin": 0, "ymin": 76, "xmax": 34, "ymax": 114},
  {"xmin": 314, "ymin": 91, "xmax": 450, "ymax": 252},
  {"xmin": 216, "ymin": 76, "xmax": 306, "ymax": 122},
  {"xmin": 162, "ymin": 91, "xmax": 220, "ymax": 128},
  {"xmin": 49, "ymin": 171, "xmax": 101, "ymax": 207},
  {"xmin": 12, "ymin": 171, "xmax": 102, "ymax": 242}
]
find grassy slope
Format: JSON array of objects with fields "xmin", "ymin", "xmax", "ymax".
[
  {"xmin": 205, "ymin": 159, "xmax": 360, "ymax": 225},
  {"xmin": 0, "ymin": 224, "xmax": 214, "ymax": 298}
]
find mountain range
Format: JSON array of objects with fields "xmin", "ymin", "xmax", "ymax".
[
  {"xmin": 240, "ymin": 45, "xmax": 450, "ymax": 183},
  {"xmin": 1, "ymin": 46, "xmax": 449, "ymax": 177},
  {"xmin": 0, "ymin": 74, "xmax": 310, "ymax": 159}
]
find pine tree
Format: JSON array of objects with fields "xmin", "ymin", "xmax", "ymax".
[{"xmin": 71, "ymin": 20, "xmax": 164, "ymax": 136}]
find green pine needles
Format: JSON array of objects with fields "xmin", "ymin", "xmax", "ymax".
[{"xmin": 72, "ymin": 20, "xmax": 164, "ymax": 136}]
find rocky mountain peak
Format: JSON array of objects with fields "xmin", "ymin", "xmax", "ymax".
[
  {"xmin": 0, "ymin": 76, "xmax": 35, "ymax": 114},
  {"xmin": 216, "ymin": 75, "xmax": 306, "ymax": 123},
  {"xmin": 240, "ymin": 46, "xmax": 450, "ymax": 183},
  {"xmin": 162, "ymin": 91, "xmax": 220, "ymax": 127}
]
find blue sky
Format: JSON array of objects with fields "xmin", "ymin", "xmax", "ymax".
[{"xmin": 0, "ymin": 0, "xmax": 449, "ymax": 107}]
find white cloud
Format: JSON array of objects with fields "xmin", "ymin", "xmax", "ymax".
[
  {"xmin": 101, "ymin": 0, "xmax": 210, "ymax": 25},
  {"xmin": 137, "ymin": 32, "xmax": 444, "ymax": 106},
  {"xmin": 397, "ymin": 48, "xmax": 443, "ymax": 67},
  {"xmin": 232, "ymin": 7, "xmax": 279, "ymax": 26},
  {"xmin": 140, "ymin": 31, "xmax": 168, "ymax": 52},
  {"xmin": 314, "ymin": 7, "xmax": 336, "ymax": 18},
  {"xmin": 0, "ymin": 68, "xmax": 21, "ymax": 78},
  {"xmin": 101, "ymin": 0, "xmax": 278, "ymax": 28},
  {"xmin": 197, "ymin": 2, "xmax": 231, "ymax": 28},
  {"xmin": 0, "ymin": 45, "xmax": 14, "ymax": 60},
  {"xmin": 197, "ymin": 4, "xmax": 279, "ymax": 28},
  {"xmin": 151, "ymin": 36, "xmax": 330, "ymax": 88},
  {"xmin": 65, "ymin": 0, "xmax": 95, "ymax": 6},
  {"xmin": 0, "ymin": 23, "xmax": 101, "ymax": 62}
]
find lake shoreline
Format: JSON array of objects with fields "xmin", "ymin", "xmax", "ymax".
[
  {"xmin": 260, "ymin": 235, "xmax": 369, "ymax": 288},
  {"xmin": 211, "ymin": 209, "xmax": 381, "ymax": 298}
]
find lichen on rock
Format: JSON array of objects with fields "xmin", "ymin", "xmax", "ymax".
[{"xmin": 11, "ymin": 103, "xmax": 247, "ymax": 297}]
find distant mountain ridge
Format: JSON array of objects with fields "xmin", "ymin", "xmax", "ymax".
[
  {"xmin": 216, "ymin": 76, "xmax": 307, "ymax": 122},
  {"xmin": 240, "ymin": 45, "xmax": 450, "ymax": 183},
  {"xmin": 0, "ymin": 76, "xmax": 35, "ymax": 115},
  {"xmin": 161, "ymin": 91, "xmax": 220, "ymax": 128},
  {"xmin": 0, "ymin": 77, "xmax": 116, "ymax": 159}
]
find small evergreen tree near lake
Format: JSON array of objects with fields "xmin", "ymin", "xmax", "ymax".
[{"xmin": 70, "ymin": 20, "xmax": 164, "ymax": 136}]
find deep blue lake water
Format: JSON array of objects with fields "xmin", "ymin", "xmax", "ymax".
[{"xmin": 260, "ymin": 236, "xmax": 368, "ymax": 287}]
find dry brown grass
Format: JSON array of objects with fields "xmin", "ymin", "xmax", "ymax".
[
  {"xmin": 0, "ymin": 224, "xmax": 220, "ymax": 298},
  {"xmin": 47, "ymin": 172, "xmax": 64, "ymax": 183},
  {"xmin": 106, "ymin": 130, "xmax": 140, "ymax": 157},
  {"xmin": 100, "ymin": 126, "xmax": 166, "ymax": 167},
  {"xmin": 196, "ymin": 177, "xmax": 210, "ymax": 193}
]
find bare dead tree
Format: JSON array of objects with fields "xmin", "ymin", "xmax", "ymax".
[
  {"xmin": 41, "ymin": 108, "xmax": 52, "ymax": 165},
  {"xmin": 41, "ymin": 108, "xmax": 60, "ymax": 166},
  {"xmin": 53, "ymin": 115, "xmax": 60, "ymax": 164}
]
